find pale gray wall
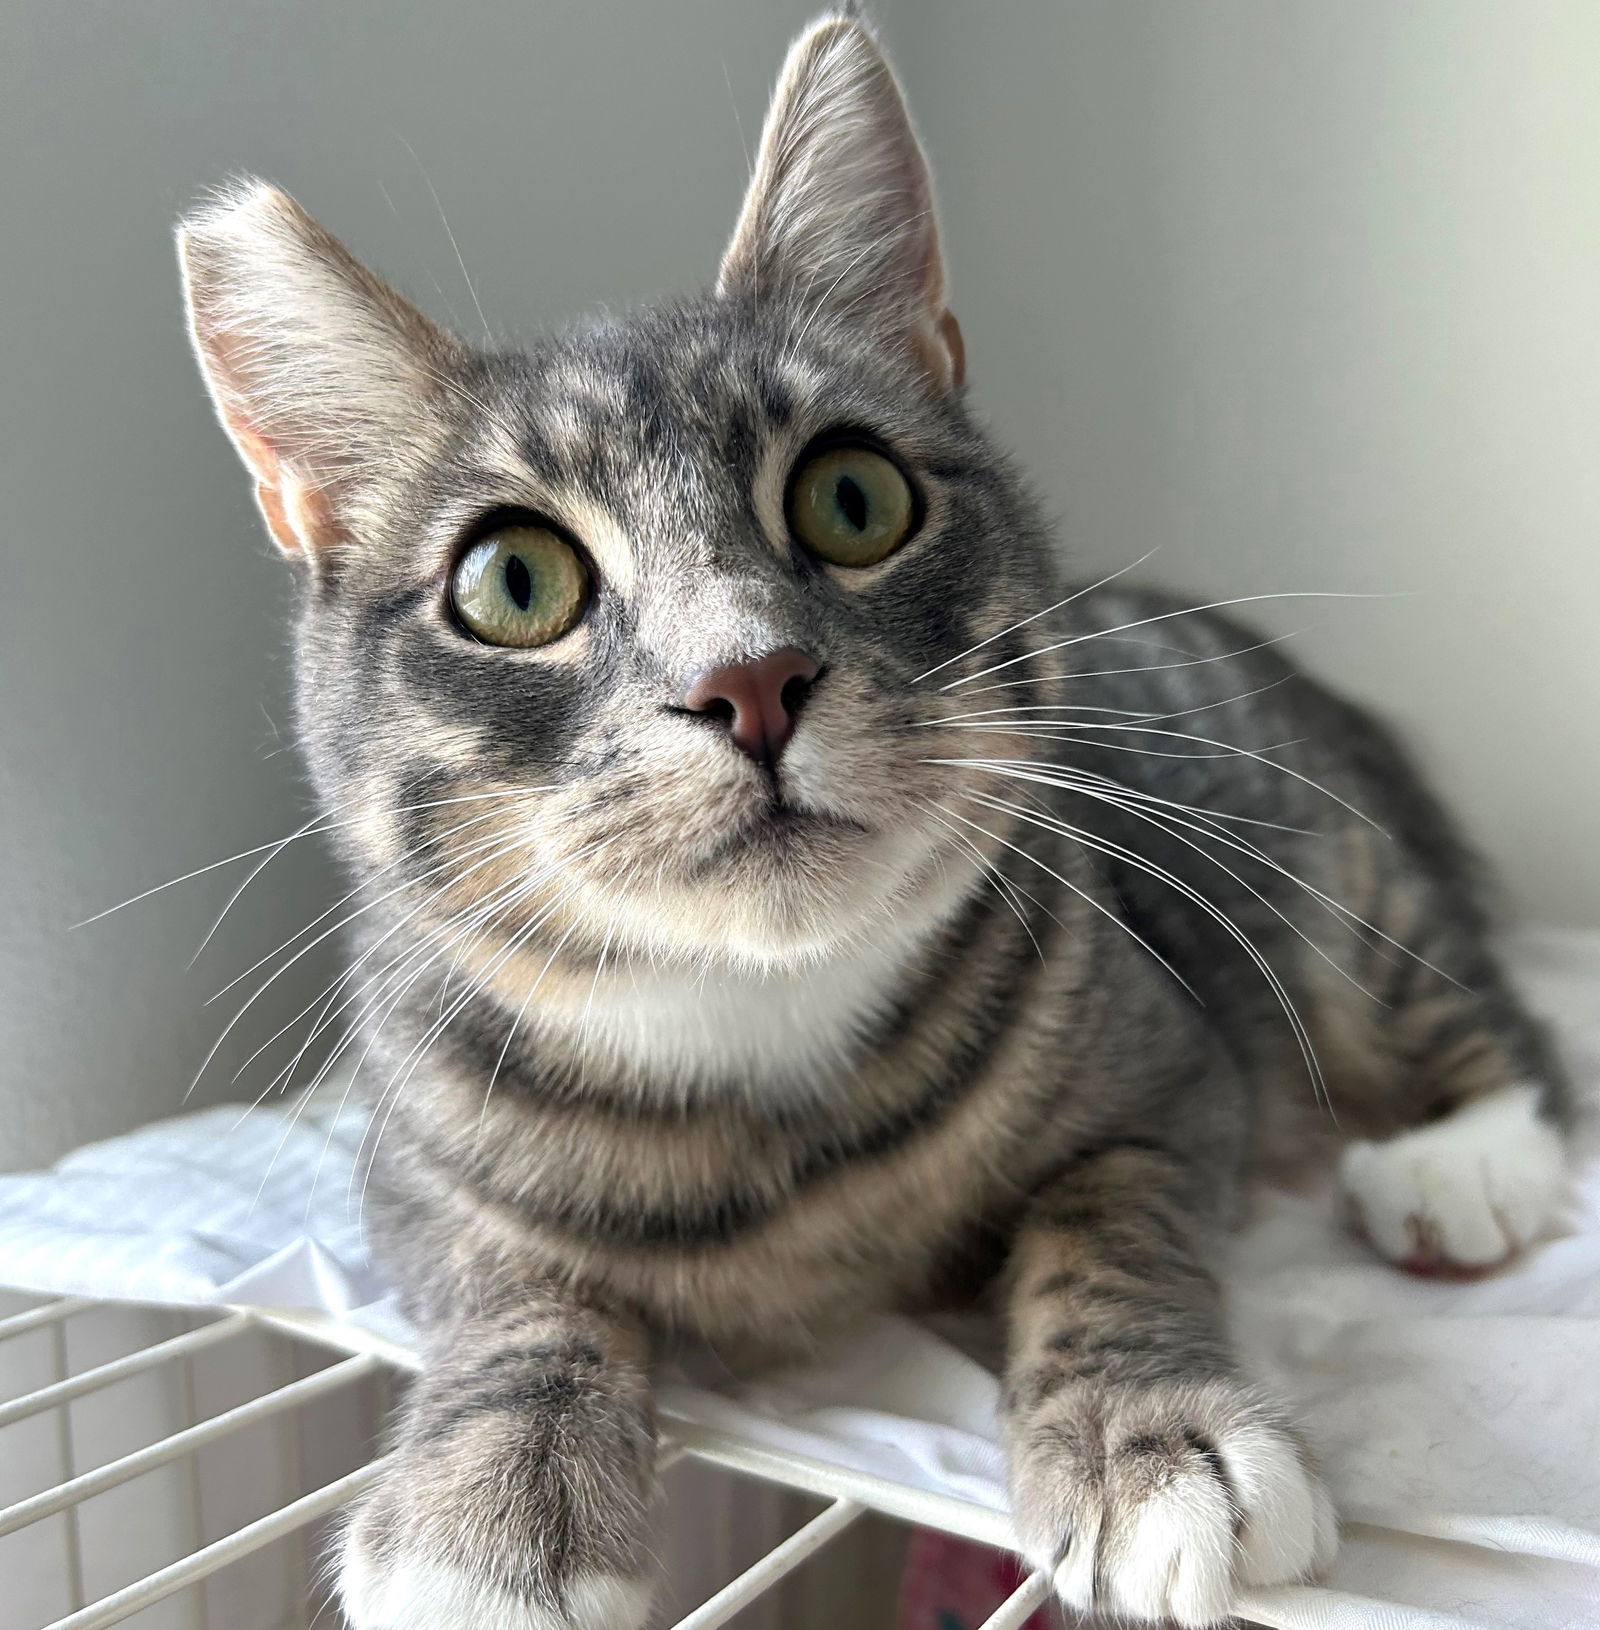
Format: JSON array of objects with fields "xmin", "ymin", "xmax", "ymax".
[
  {"xmin": 906, "ymin": 0, "xmax": 1600, "ymax": 928},
  {"xmin": 2, "ymin": 0, "xmax": 1594, "ymax": 1172}
]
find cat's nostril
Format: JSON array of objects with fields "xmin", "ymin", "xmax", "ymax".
[
  {"xmin": 679, "ymin": 646, "xmax": 822, "ymax": 771},
  {"xmin": 780, "ymin": 672, "xmax": 815, "ymax": 717}
]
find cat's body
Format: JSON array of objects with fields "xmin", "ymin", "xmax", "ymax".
[
  {"xmin": 359, "ymin": 576, "xmax": 1560, "ymax": 1351},
  {"xmin": 178, "ymin": 15, "xmax": 1571, "ymax": 1628}
]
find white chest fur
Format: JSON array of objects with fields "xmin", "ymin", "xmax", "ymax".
[{"xmin": 547, "ymin": 937, "xmax": 918, "ymax": 1098}]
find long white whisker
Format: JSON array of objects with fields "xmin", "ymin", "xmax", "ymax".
[
  {"xmin": 962, "ymin": 762, "xmax": 1383, "ymax": 1003},
  {"xmin": 230, "ymin": 827, "xmax": 550, "ymax": 1090},
  {"xmin": 1030, "ymin": 762, "xmax": 1466, "ymax": 991},
  {"xmin": 72, "ymin": 784, "xmax": 539, "ymax": 929},
  {"xmin": 71, "ymin": 812, "xmax": 343, "ymax": 930},
  {"xmin": 909, "ymin": 549, "xmax": 1162, "ymax": 685},
  {"xmin": 301, "ymin": 872, "xmax": 574, "ymax": 1220},
  {"xmin": 922, "ymin": 806, "xmax": 1052, "ymax": 965},
  {"xmin": 474, "ymin": 913, "xmax": 587, "ymax": 1152},
  {"xmin": 317, "ymin": 876, "xmax": 552, "ymax": 1150},
  {"xmin": 331, "ymin": 843, "xmax": 611, "ymax": 1128},
  {"xmin": 932, "ymin": 756, "xmax": 1313, "ymax": 836},
  {"xmin": 1044, "ymin": 764, "xmax": 1315, "ymax": 836},
  {"xmin": 194, "ymin": 816, "xmax": 553, "ymax": 1103},
  {"xmin": 573, "ymin": 871, "xmax": 632, "ymax": 1100},
  {"xmin": 207, "ymin": 800, "xmax": 550, "ymax": 1010},
  {"xmin": 353, "ymin": 845, "xmax": 616, "ymax": 1221},
  {"xmin": 916, "ymin": 675, "xmax": 1291, "ymax": 732},
  {"xmin": 233, "ymin": 852, "xmax": 557, "ymax": 1148},
  {"xmin": 186, "ymin": 805, "xmax": 347, "ymax": 968},
  {"xmin": 947, "ymin": 631, "xmax": 1304, "ymax": 697},
  {"xmin": 919, "ymin": 702, "xmax": 1172, "ymax": 725},
  {"xmin": 268, "ymin": 827, "xmax": 609, "ymax": 1097},
  {"xmin": 964, "ymin": 789, "xmax": 1329, "ymax": 1111},
  {"xmin": 932, "ymin": 802, "xmax": 1198, "ymax": 1000},
  {"xmin": 267, "ymin": 842, "xmax": 609, "ymax": 1212},
  {"xmin": 213, "ymin": 801, "xmax": 529, "ymax": 1003},
  {"xmin": 398, "ymin": 134, "xmax": 492, "ymax": 344},
  {"xmin": 941, "ymin": 592, "xmax": 1393, "ymax": 691},
  {"xmin": 1021, "ymin": 721, "xmax": 1388, "ymax": 834}
]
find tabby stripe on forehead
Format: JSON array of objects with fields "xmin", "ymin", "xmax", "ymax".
[{"xmin": 755, "ymin": 370, "xmax": 794, "ymax": 428}]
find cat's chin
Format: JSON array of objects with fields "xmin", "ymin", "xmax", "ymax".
[{"xmin": 622, "ymin": 811, "xmax": 968, "ymax": 971}]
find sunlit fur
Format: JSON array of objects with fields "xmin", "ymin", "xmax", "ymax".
[{"xmin": 178, "ymin": 14, "xmax": 1574, "ymax": 1629}]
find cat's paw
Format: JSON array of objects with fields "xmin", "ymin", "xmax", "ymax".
[
  {"xmin": 339, "ymin": 1546, "xmax": 652, "ymax": 1630},
  {"xmin": 335, "ymin": 1350, "xmax": 657, "ymax": 1630},
  {"xmin": 1341, "ymin": 1084, "xmax": 1568, "ymax": 1275},
  {"xmin": 1007, "ymin": 1377, "xmax": 1336, "ymax": 1627}
]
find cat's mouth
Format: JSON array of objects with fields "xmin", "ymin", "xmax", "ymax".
[
  {"xmin": 752, "ymin": 800, "xmax": 867, "ymax": 841},
  {"xmin": 690, "ymin": 797, "xmax": 869, "ymax": 874}
]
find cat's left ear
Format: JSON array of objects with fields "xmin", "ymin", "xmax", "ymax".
[{"xmin": 717, "ymin": 14, "xmax": 964, "ymax": 390}]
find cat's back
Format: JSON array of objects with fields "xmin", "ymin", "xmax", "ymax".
[{"xmin": 1055, "ymin": 581, "xmax": 1420, "ymax": 832}]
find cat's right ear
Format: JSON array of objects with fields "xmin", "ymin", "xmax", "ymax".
[{"xmin": 177, "ymin": 181, "xmax": 457, "ymax": 561}]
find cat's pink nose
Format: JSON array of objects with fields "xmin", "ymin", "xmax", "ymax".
[{"xmin": 681, "ymin": 647, "xmax": 821, "ymax": 770}]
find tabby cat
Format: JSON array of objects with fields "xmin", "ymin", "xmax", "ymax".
[{"xmin": 177, "ymin": 14, "xmax": 1571, "ymax": 1627}]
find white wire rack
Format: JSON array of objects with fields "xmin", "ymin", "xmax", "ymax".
[{"xmin": 0, "ymin": 1294, "xmax": 1049, "ymax": 1630}]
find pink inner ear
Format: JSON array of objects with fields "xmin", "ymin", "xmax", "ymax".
[
  {"xmin": 226, "ymin": 413, "xmax": 341, "ymax": 556},
  {"xmin": 253, "ymin": 473, "xmax": 343, "ymax": 557},
  {"xmin": 252, "ymin": 478, "xmax": 302, "ymax": 556},
  {"xmin": 934, "ymin": 310, "xmax": 966, "ymax": 389},
  {"xmin": 901, "ymin": 308, "xmax": 965, "ymax": 393}
]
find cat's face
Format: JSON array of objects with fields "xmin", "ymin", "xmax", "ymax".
[
  {"xmin": 295, "ymin": 304, "xmax": 1050, "ymax": 967},
  {"xmin": 180, "ymin": 17, "xmax": 1055, "ymax": 972}
]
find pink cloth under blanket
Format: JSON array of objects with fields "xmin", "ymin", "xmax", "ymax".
[{"xmin": 896, "ymin": 1530, "xmax": 1053, "ymax": 1630}]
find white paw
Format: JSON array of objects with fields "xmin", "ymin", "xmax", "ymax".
[
  {"xmin": 1048, "ymin": 1414, "xmax": 1337, "ymax": 1626},
  {"xmin": 1012, "ymin": 1380, "xmax": 1338, "ymax": 1628},
  {"xmin": 340, "ymin": 1548, "xmax": 652, "ymax": 1630},
  {"xmin": 1341, "ymin": 1084, "xmax": 1568, "ymax": 1273}
]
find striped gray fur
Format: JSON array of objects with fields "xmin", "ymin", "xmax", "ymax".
[{"xmin": 177, "ymin": 14, "xmax": 1572, "ymax": 1629}]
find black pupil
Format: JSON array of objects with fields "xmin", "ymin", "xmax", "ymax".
[
  {"xmin": 835, "ymin": 474, "xmax": 869, "ymax": 532},
  {"xmin": 503, "ymin": 552, "xmax": 533, "ymax": 611}
]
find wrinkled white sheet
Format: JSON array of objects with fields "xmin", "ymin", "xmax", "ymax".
[{"xmin": 1, "ymin": 931, "xmax": 1596, "ymax": 1629}]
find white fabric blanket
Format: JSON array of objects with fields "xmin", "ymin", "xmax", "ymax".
[{"xmin": 2, "ymin": 930, "xmax": 1597, "ymax": 1629}]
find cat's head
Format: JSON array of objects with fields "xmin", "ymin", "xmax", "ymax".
[{"xmin": 178, "ymin": 14, "xmax": 1056, "ymax": 974}]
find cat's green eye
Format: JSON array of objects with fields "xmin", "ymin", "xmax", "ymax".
[
  {"xmin": 787, "ymin": 443, "xmax": 918, "ymax": 567},
  {"xmin": 450, "ymin": 526, "xmax": 589, "ymax": 648}
]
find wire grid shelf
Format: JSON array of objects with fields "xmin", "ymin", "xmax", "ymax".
[{"xmin": 0, "ymin": 1294, "xmax": 1048, "ymax": 1630}]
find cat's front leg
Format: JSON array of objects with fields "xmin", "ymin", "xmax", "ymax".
[
  {"xmin": 339, "ymin": 1289, "xmax": 657, "ymax": 1630},
  {"xmin": 1001, "ymin": 1143, "xmax": 1337, "ymax": 1627}
]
